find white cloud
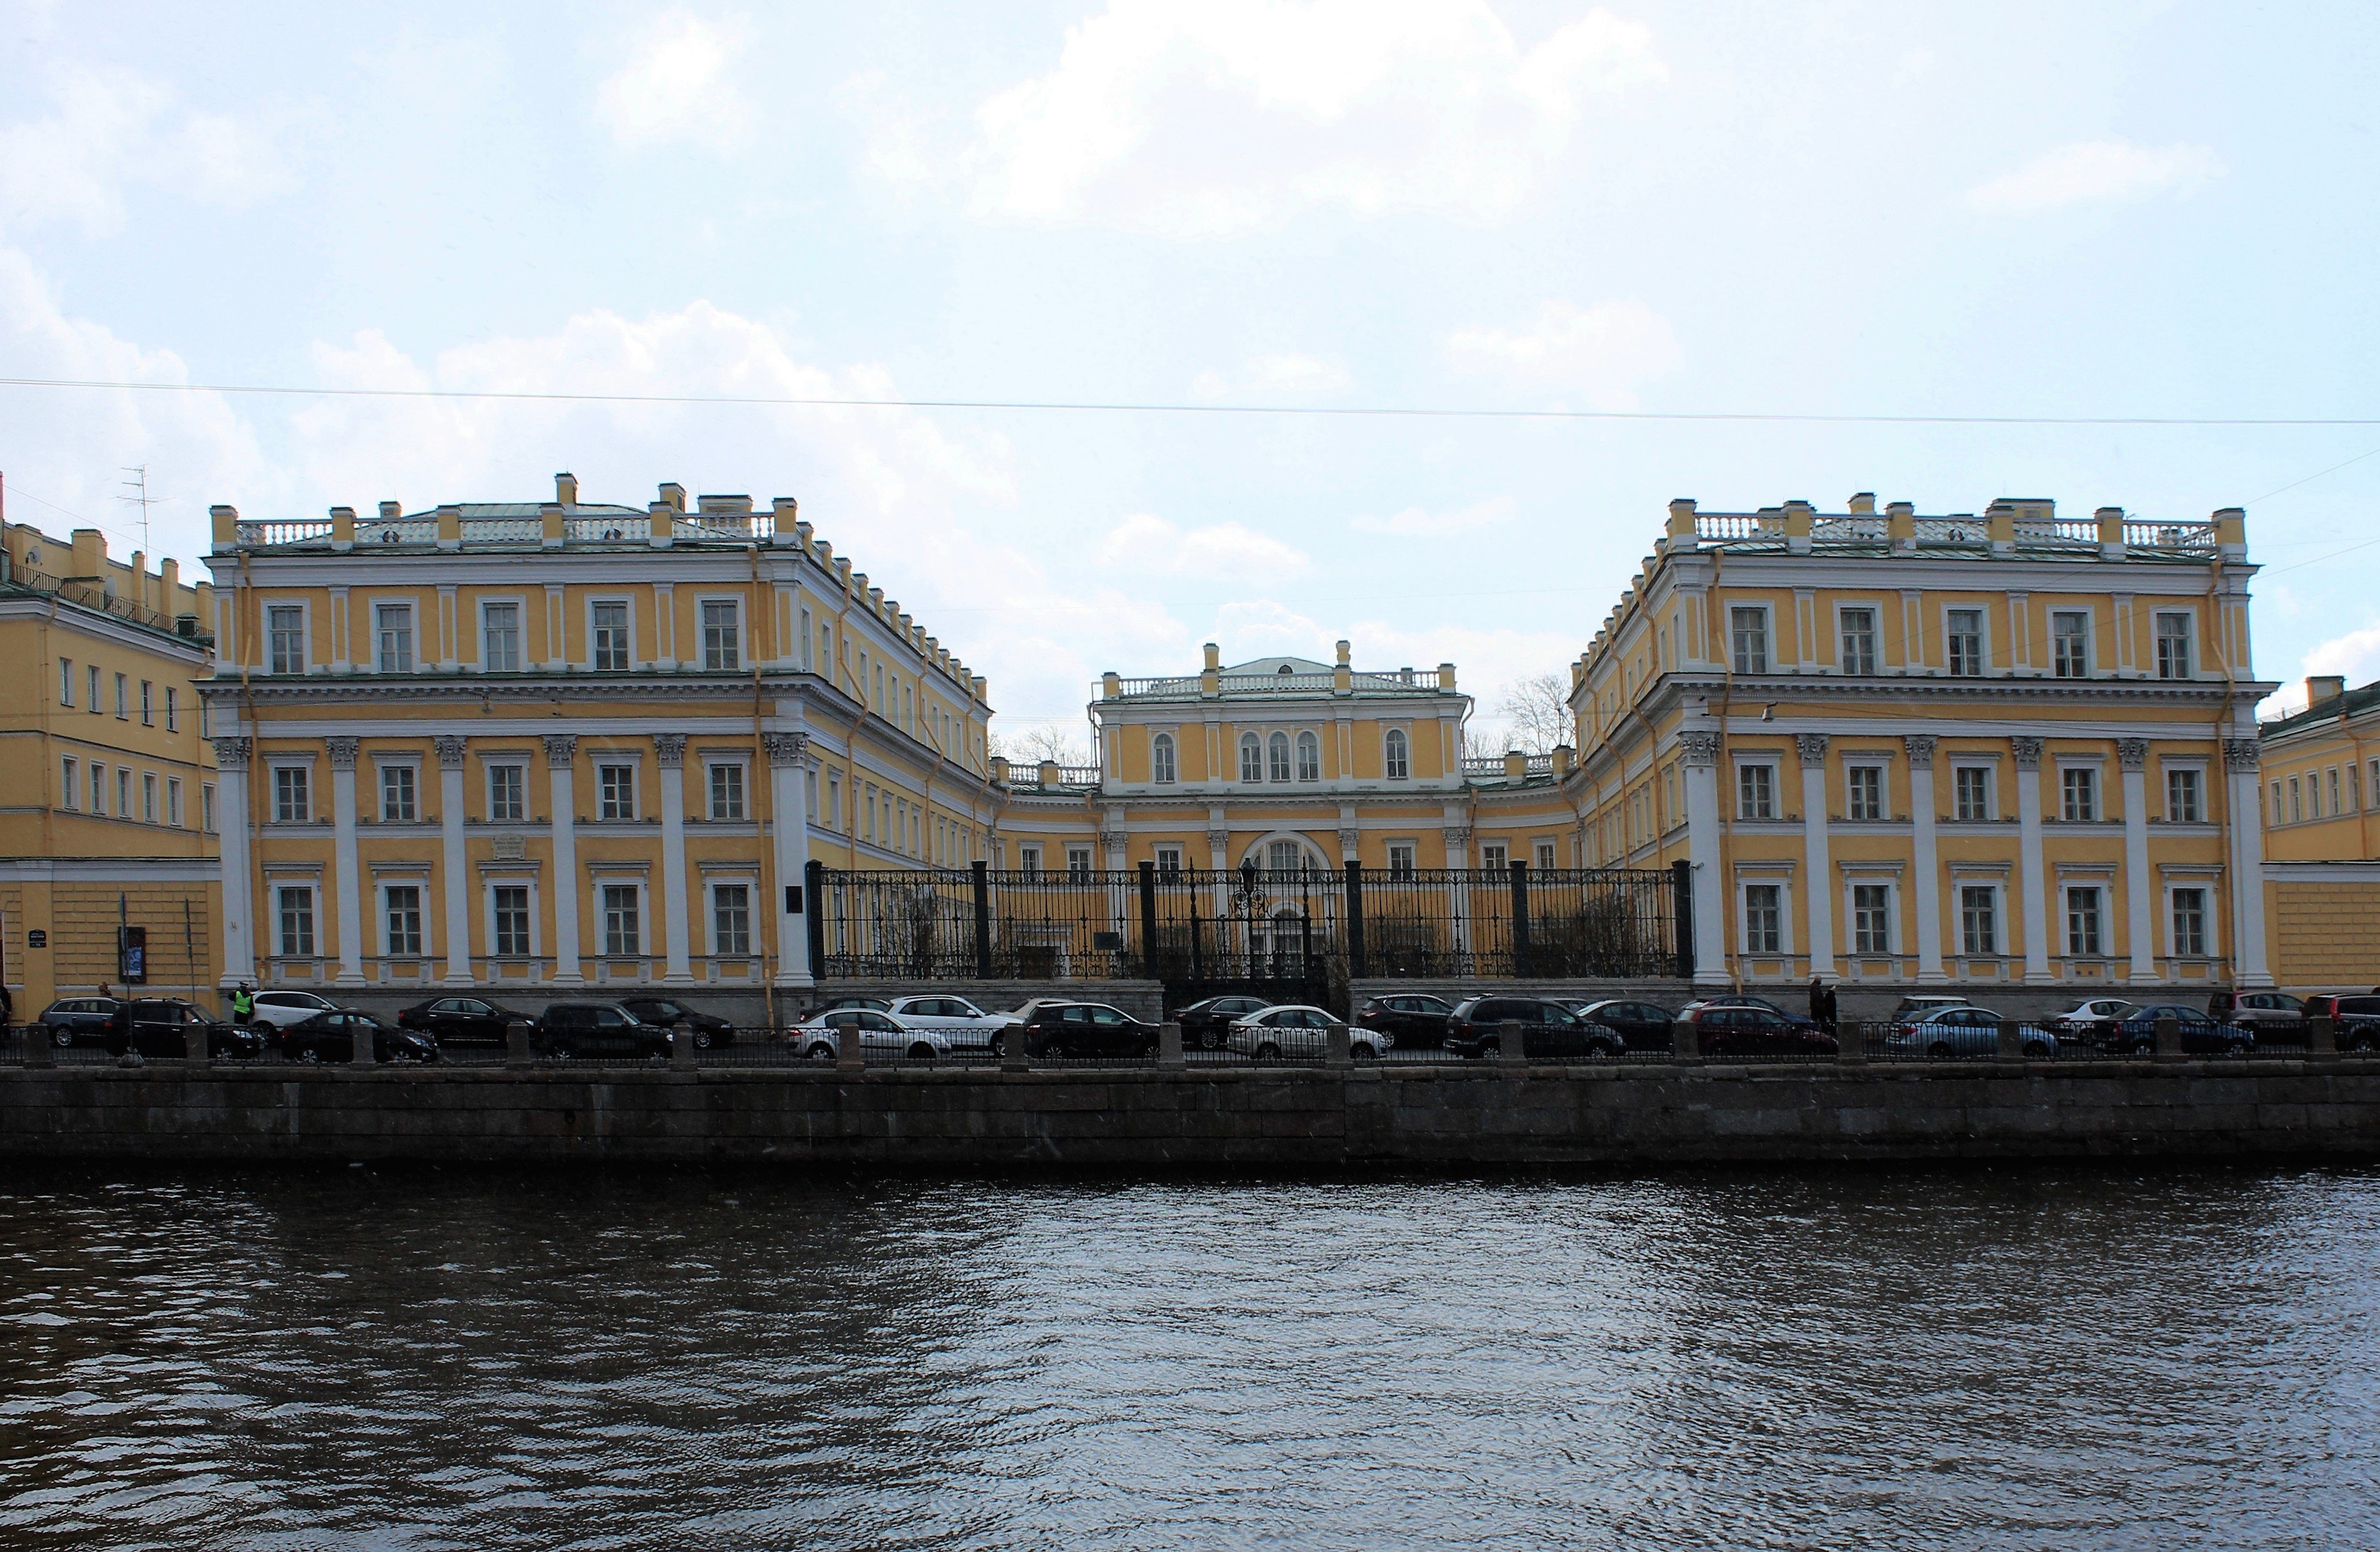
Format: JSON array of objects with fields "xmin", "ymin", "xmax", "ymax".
[
  {"xmin": 1191, "ymin": 352, "xmax": 1350, "ymax": 399},
  {"xmin": 2259, "ymin": 621, "xmax": 2380, "ymax": 719},
  {"xmin": 1443, "ymin": 298, "xmax": 1680, "ymax": 408},
  {"xmin": 956, "ymin": 1, "xmax": 1666, "ymax": 237},
  {"xmin": 0, "ymin": 66, "xmax": 290, "ymax": 235},
  {"xmin": 597, "ymin": 9, "xmax": 759, "ymax": 153},
  {"xmin": 1967, "ymin": 140, "xmax": 2223, "ymax": 215},
  {"xmin": 1096, "ymin": 513, "xmax": 1309, "ymax": 579},
  {"xmin": 1351, "ymin": 495, "xmax": 1512, "ymax": 536}
]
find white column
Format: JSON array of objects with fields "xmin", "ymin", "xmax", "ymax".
[
  {"xmin": 2119, "ymin": 738, "xmax": 2156, "ymax": 987},
  {"xmin": 655, "ymin": 734, "xmax": 694, "ymax": 985},
  {"xmin": 212, "ymin": 737, "xmax": 256, "ymax": 987},
  {"xmin": 1679, "ymin": 732, "xmax": 1728, "ymax": 984},
  {"xmin": 2013, "ymin": 737, "xmax": 2052, "ymax": 983},
  {"xmin": 328, "ymin": 737, "xmax": 365, "ymax": 985},
  {"xmin": 1442, "ymin": 826, "xmax": 1474, "ymax": 961},
  {"xmin": 1797, "ymin": 734, "xmax": 1834, "ymax": 976},
  {"xmin": 436, "ymin": 735, "xmax": 472, "ymax": 985},
  {"xmin": 2227, "ymin": 737, "xmax": 2274, "ymax": 987},
  {"xmin": 546, "ymin": 735, "xmax": 582, "ymax": 985},
  {"xmin": 1101, "ymin": 815, "xmax": 1130, "ymax": 942},
  {"xmin": 1208, "ymin": 824, "xmax": 1234, "ymax": 958},
  {"xmin": 766, "ymin": 733, "xmax": 814, "ymax": 987},
  {"xmin": 1906, "ymin": 737, "xmax": 1945, "ymax": 983}
]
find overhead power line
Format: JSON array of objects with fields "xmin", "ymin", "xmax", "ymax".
[{"xmin": 1, "ymin": 374, "xmax": 2378, "ymax": 427}]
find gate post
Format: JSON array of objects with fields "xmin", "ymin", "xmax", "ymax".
[
  {"xmin": 1671, "ymin": 859, "xmax": 1694, "ymax": 982},
  {"xmin": 1139, "ymin": 861, "xmax": 1160, "ymax": 979},
  {"xmin": 1345, "ymin": 860, "xmax": 1367, "ymax": 980},
  {"xmin": 1509, "ymin": 860, "xmax": 1531, "ymax": 979},
  {"xmin": 971, "ymin": 860, "xmax": 993, "ymax": 979},
  {"xmin": 804, "ymin": 860, "xmax": 826, "ymax": 978}
]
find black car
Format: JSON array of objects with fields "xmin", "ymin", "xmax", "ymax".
[
  {"xmin": 278, "ymin": 1010, "xmax": 439, "ymax": 1064},
  {"xmin": 537, "ymin": 1003, "xmax": 675, "ymax": 1059},
  {"xmin": 2097, "ymin": 1005, "xmax": 2251, "ymax": 1057},
  {"xmin": 35, "ymin": 996, "xmax": 124, "ymax": 1048},
  {"xmin": 1172, "ymin": 995, "xmax": 1273, "ymax": 1051},
  {"xmin": 397, "ymin": 996, "xmax": 539, "ymax": 1044},
  {"xmin": 1445, "ymin": 996, "xmax": 1615, "ymax": 1060},
  {"xmin": 1356, "ymin": 993, "xmax": 1458, "ymax": 1051},
  {"xmin": 101, "ymin": 999, "xmax": 260, "ymax": 1060},
  {"xmin": 1678, "ymin": 993, "xmax": 1824, "ymax": 1033},
  {"xmin": 617, "ymin": 997, "xmax": 737, "ymax": 1049},
  {"xmin": 1017, "ymin": 1002, "xmax": 1158, "ymax": 1059},
  {"xmin": 1565, "ymin": 999, "xmax": 1675, "ymax": 1054}
]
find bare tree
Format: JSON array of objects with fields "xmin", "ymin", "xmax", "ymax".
[
  {"xmin": 1487, "ymin": 672, "xmax": 1574, "ymax": 756},
  {"xmin": 990, "ymin": 723, "xmax": 1094, "ymax": 768}
]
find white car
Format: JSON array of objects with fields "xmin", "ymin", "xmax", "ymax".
[
  {"xmin": 881, "ymin": 995, "xmax": 1022, "ymax": 1054},
  {"xmin": 787, "ymin": 1008, "xmax": 954, "ymax": 1063},
  {"xmin": 242, "ymin": 990, "xmax": 342, "ymax": 1030},
  {"xmin": 1225, "ymin": 1005, "xmax": 1390, "ymax": 1062}
]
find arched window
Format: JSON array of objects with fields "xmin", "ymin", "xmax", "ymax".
[
  {"xmin": 1384, "ymin": 728, "xmax": 1409, "ymax": 780},
  {"xmin": 1152, "ymin": 733, "xmax": 1176, "ymax": 785},
  {"xmin": 1266, "ymin": 839, "xmax": 1304, "ymax": 872},
  {"xmin": 1296, "ymin": 730, "xmax": 1320, "ymax": 782},
  {"xmin": 1239, "ymin": 733, "xmax": 1263, "ymax": 784},
  {"xmin": 1268, "ymin": 731, "xmax": 1292, "ymax": 783}
]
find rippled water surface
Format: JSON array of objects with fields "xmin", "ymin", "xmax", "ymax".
[{"xmin": 4, "ymin": 1165, "xmax": 2379, "ymax": 1550}]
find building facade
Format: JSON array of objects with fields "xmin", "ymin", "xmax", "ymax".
[
  {"xmin": 202, "ymin": 478, "xmax": 996, "ymax": 1013},
  {"xmin": 2256, "ymin": 673, "xmax": 2380, "ymax": 990},
  {"xmin": 1, "ymin": 523, "xmax": 219, "ymax": 1012}
]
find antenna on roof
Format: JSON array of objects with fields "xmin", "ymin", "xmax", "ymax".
[{"xmin": 118, "ymin": 465, "xmax": 160, "ymax": 560}]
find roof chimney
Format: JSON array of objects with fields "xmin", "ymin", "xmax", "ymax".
[
  {"xmin": 556, "ymin": 472, "xmax": 579, "ymax": 506},
  {"xmin": 657, "ymin": 482, "xmax": 686, "ymax": 513},
  {"xmin": 2308, "ymin": 675, "xmax": 2347, "ymax": 709}
]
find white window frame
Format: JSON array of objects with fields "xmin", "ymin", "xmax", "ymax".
[
  {"xmin": 1239, "ymin": 733, "xmax": 1263, "ymax": 785},
  {"xmin": 1383, "ymin": 727, "xmax": 1411, "ymax": 781},
  {"xmin": 266, "ymin": 600, "xmax": 310, "ymax": 675},
  {"xmin": 268, "ymin": 759, "xmax": 314, "ymax": 825},
  {"xmin": 1846, "ymin": 879, "xmax": 1896, "ymax": 955},
  {"xmin": 707, "ymin": 877, "xmax": 757, "ymax": 957},
  {"xmin": 1533, "ymin": 839, "xmax": 1558, "ymax": 871},
  {"xmin": 705, "ymin": 759, "xmax": 748, "ymax": 822},
  {"xmin": 165, "ymin": 685, "xmax": 178, "ymax": 732},
  {"xmin": 90, "ymin": 761, "xmax": 106, "ymax": 814},
  {"xmin": 168, "ymin": 777, "xmax": 184, "ymax": 828},
  {"xmin": 377, "ymin": 760, "xmax": 420, "ymax": 824},
  {"xmin": 1267, "ymin": 731, "xmax": 1292, "ymax": 783},
  {"xmin": 1151, "ymin": 731, "xmax": 1177, "ymax": 785},
  {"xmin": 485, "ymin": 760, "xmax": 528, "ymax": 823},
  {"xmin": 140, "ymin": 679, "xmax": 153, "ymax": 727},
  {"xmin": 596, "ymin": 761, "xmax": 638, "ymax": 821},
  {"xmin": 2058, "ymin": 762, "xmax": 2100, "ymax": 823},
  {"xmin": 2152, "ymin": 610, "xmax": 2196, "ymax": 680},
  {"xmin": 142, "ymin": 772, "xmax": 156, "ymax": 822},
  {"xmin": 374, "ymin": 600, "xmax": 416, "ymax": 673},
  {"xmin": 1386, "ymin": 840, "xmax": 1417, "ymax": 879},
  {"xmin": 58, "ymin": 657, "xmax": 72, "ymax": 707},
  {"xmin": 1019, "ymin": 844, "xmax": 1043, "ymax": 879},
  {"xmin": 60, "ymin": 756, "xmax": 77, "ymax": 810},
  {"xmin": 596, "ymin": 879, "xmax": 647, "ymax": 958},
  {"xmin": 587, "ymin": 596, "xmax": 635, "ymax": 672},
  {"xmin": 2063, "ymin": 884, "xmax": 2105, "ymax": 958},
  {"xmin": 114, "ymin": 672, "xmax": 128, "ymax": 720},
  {"xmin": 1729, "ymin": 604, "xmax": 1773, "ymax": 675},
  {"xmin": 799, "ymin": 605, "xmax": 815, "ymax": 671},
  {"xmin": 2049, "ymin": 607, "xmax": 2093, "ymax": 679},
  {"xmin": 1739, "ymin": 877, "xmax": 1791, "ymax": 956},
  {"xmin": 1734, "ymin": 759, "xmax": 1779, "ymax": 821},
  {"xmin": 381, "ymin": 880, "xmax": 430, "ymax": 958},
  {"xmin": 1479, "ymin": 840, "xmax": 1509, "ymax": 871},
  {"xmin": 1845, "ymin": 763, "xmax": 1886, "ymax": 822},
  {"xmin": 275, "ymin": 884, "xmax": 318, "ymax": 958},
  {"xmin": 696, "ymin": 594, "xmax": 744, "ymax": 673},
  {"xmin": 1951, "ymin": 763, "xmax": 1996, "ymax": 822},
  {"xmin": 2162, "ymin": 760, "xmax": 2207, "ymax": 824},
  {"xmin": 486, "ymin": 879, "xmax": 540, "ymax": 959},
  {"xmin": 86, "ymin": 663, "xmax": 99, "ymax": 713},
  {"xmin": 1296, "ymin": 730, "xmax": 1321, "ymax": 783},
  {"xmin": 478, "ymin": 596, "xmax": 527, "ymax": 673},
  {"xmin": 1957, "ymin": 881, "xmax": 2004, "ymax": 957},
  {"xmin": 1833, "ymin": 600, "xmax": 1882, "ymax": 675},
  {"xmin": 1155, "ymin": 843, "xmax": 1184, "ymax": 879},
  {"xmin": 202, "ymin": 783, "xmax": 217, "ymax": 833},
  {"xmin": 2165, "ymin": 880, "xmax": 2218, "ymax": 959},
  {"xmin": 1941, "ymin": 602, "xmax": 1989, "ymax": 678}
]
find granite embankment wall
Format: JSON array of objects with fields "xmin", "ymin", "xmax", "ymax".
[{"xmin": 5, "ymin": 1060, "xmax": 2379, "ymax": 1167}]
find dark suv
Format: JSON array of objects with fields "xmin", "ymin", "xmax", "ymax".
[
  {"xmin": 1445, "ymin": 997, "xmax": 1612, "ymax": 1061},
  {"xmin": 536, "ymin": 1003, "xmax": 675, "ymax": 1059},
  {"xmin": 1017, "ymin": 1002, "xmax": 1157, "ymax": 1059},
  {"xmin": 617, "ymin": 997, "xmax": 737, "ymax": 1048},
  {"xmin": 1172, "ymin": 996, "xmax": 1273, "ymax": 1051},
  {"xmin": 101, "ymin": 999, "xmax": 260, "ymax": 1060},
  {"xmin": 1356, "ymin": 993, "xmax": 1458, "ymax": 1051}
]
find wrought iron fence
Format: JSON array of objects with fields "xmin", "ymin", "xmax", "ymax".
[{"xmin": 807, "ymin": 860, "xmax": 1688, "ymax": 984}]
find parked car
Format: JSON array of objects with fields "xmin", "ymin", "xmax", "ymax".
[
  {"xmin": 880, "ymin": 995, "xmax": 1019, "ymax": 1054},
  {"xmin": 802, "ymin": 995, "xmax": 892, "ymax": 1019},
  {"xmin": 1677, "ymin": 993, "xmax": 1824, "ymax": 1033},
  {"xmin": 396, "ymin": 995, "xmax": 540, "ymax": 1045},
  {"xmin": 1888, "ymin": 994, "xmax": 1975, "ymax": 1023},
  {"xmin": 2224, "ymin": 990, "xmax": 2307, "ymax": 1041},
  {"xmin": 277, "ymin": 1009, "xmax": 439, "ymax": 1064},
  {"xmin": 1562, "ymin": 999, "xmax": 1676, "ymax": 1055},
  {"xmin": 1355, "ymin": 993, "xmax": 1458, "ymax": 1051},
  {"xmin": 1225, "ymin": 1005, "xmax": 1389, "ymax": 1061},
  {"xmin": 1445, "ymin": 996, "xmax": 1618, "ymax": 1061},
  {"xmin": 34, "ymin": 996, "xmax": 124, "ymax": 1048},
  {"xmin": 1677, "ymin": 1002, "xmax": 1840, "ymax": 1058},
  {"xmin": 101, "ymin": 999, "xmax": 260, "ymax": 1060},
  {"xmin": 2047, "ymin": 997, "xmax": 2134, "ymax": 1039},
  {"xmin": 536, "ymin": 1003, "xmax": 675, "ymax": 1060},
  {"xmin": 241, "ymin": 990, "xmax": 342, "ymax": 1030},
  {"xmin": 2314, "ymin": 995, "xmax": 2380, "ymax": 1051},
  {"xmin": 2098, "ymin": 1004, "xmax": 2252, "ymax": 1057},
  {"xmin": 617, "ymin": 996, "xmax": 737, "ymax": 1049},
  {"xmin": 1173, "ymin": 995, "xmax": 1277, "ymax": 1051},
  {"xmin": 1879, "ymin": 1006, "xmax": 2055, "ymax": 1059},
  {"xmin": 1015, "ymin": 1002, "xmax": 1159, "ymax": 1059},
  {"xmin": 787, "ymin": 1009, "xmax": 951, "ymax": 1062}
]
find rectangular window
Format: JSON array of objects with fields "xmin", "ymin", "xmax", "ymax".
[
  {"xmin": 712, "ymin": 884, "xmax": 751, "ymax": 955},
  {"xmin": 91, "ymin": 763, "xmax": 105, "ymax": 813},
  {"xmin": 492, "ymin": 886, "xmax": 532, "ymax": 957},
  {"xmin": 1152, "ymin": 736, "xmax": 1176, "ymax": 784},
  {"xmin": 2171, "ymin": 888, "xmax": 2208, "ymax": 957},
  {"xmin": 60, "ymin": 756, "xmax": 77, "ymax": 809},
  {"xmin": 1155, "ymin": 844, "xmax": 1183, "ymax": 879},
  {"xmin": 274, "ymin": 766, "xmax": 309, "ymax": 823},
  {"xmin": 482, "ymin": 602, "xmax": 521, "ymax": 672},
  {"xmin": 2061, "ymin": 767, "xmax": 2097, "ymax": 822},
  {"xmin": 1954, "ymin": 767, "xmax": 1992, "ymax": 822},
  {"xmin": 377, "ymin": 603, "xmax": 414, "ymax": 672},
  {"xmin": 826, "ymin": 773, "xmax": 841, "ymax": 830},
  {"xmin": 168, "ymin": 777, "xmax": 183, "ymax": 827},
  {"xmin": 117, "ymin": 769, "xmax": 129, "ymax": 816},
  {"xmin": 800, "ymin": 607, "xmax": 814, "ymax": 670},
  {"xmin": 86, "ymin": 663, "xmax": 99, "ymax": 712},
  {"xmin": 2066, "ymin": 886, "xmax": 2103, "ymax": 957},
  {"xmin": 1066, "ymin": 845, "xmax": 1092, "ymax": 880},
  {"xmin": 602, "ymin": 885, "xmax": 641, "ymax": 956},
  {"xmin": 2051, "ymin": 611, "xmax": 2090, "ymax": 678},
  {"xmin": 1737, "ymin": 763, "xmax": 1775, "ymax": 820},
  {"xmin": 385, "ymin": 886, "xmax": 423, "ymax": 957},
  {"xmin": 2168, "ymin": 768, "xmax": 2201, "ymax": 823},
  {"xmin": 1480, "ymin": 841, "xmax": 1509, "ymax": 871},
  {"xmin": 2272, "ymin": 780, "xmax": 2284, "ymax": 825},
  {"xmin": 1387, "ymin": 841, "xmax": 1416, "ymax": 879},
  {"xmin": 1019, "ymin": 845, "xmax": 1042, "ymax": 880},
  {"xmin": 702, "ymin": 600, "xmax": 740, "ymax": 671},
  {"xmin": 140, "ymin": 681, "xmax": 153, "ymax": 725},
  {"xmin": 277, "ymin": 887, "xmax": 316, "ymax": 957},
  {"xmin": 165, "ymin": 686, "xmax": 177, "ymax": 731},
  {"xmin": 1852, "ymin": 884, "xmax": 1891, "ymax": 954},
  {"xmin": 1743, "ymin": 884, "xmax": 1782, "ymax": 954},
  {"xmin": 59, "ymin": 658, "xmax": 72, "ymax": 707},
  {"xmin": 142, "ymin": 773, "xmax": 155, "ymax": 822},
  {"xmin": 2289, "ymin": 777, "xmax": 2302, "ymax": 824},
  {"xmin": 202, "ymin": 783, "xmax": 216, "ymax": 832},
  {"xmin": 488, "ymin": 764, "xmax": 526, "ymax": 822},
  {"xmin": 1730, "ymin": 607, "xmax": 1769, "ymax": 674},
  {"xmin": 1535, "ymin": 840, "xmax": 1558, "ymax": 871},
  {"xmin": 599, "ymin": 764, "xmax": 635, "ymax": 820},
  {"xmin": 592, "ymin": 601, "xmax": 631, "ymax": 670},
  {"xmin": 1847, "ymin": 766, "xmax": 1884, "ymax": 821},
  {"xmin": 2308, "ymin": 773, "xmax": 2323, "ymax": 820},
  {"xmin": 114, "ymin": 672, "xmax": 128, "ymax": 718},
  {"xmin": 709, "ymin": 763, "xmax": 745, "ymax": 821},
  {"xmin": 381, "ymin": 764, "xmax": 417, "ymax": 823},
  {"xmin": 1838, "ymin": 608, "xmax": 1877, "ymax": 675},
  {"xmin": 2330, "ymin": 768, "xmax": 2343, "ymax": 816},
  {"xmin": 2155, "ymin": 613, "xmax": 2194, "ymax": 679},
  {"xmin": 268, "ymin": 605, "xmax": 306, "ymax": 674},
  {"xmin": 1960, "ymin": 886, "xmax": 1998, "ymax": 955},
  {"xmin": 1946, "ymin": 609, "xmax": 1985, "ymax": 676},
  {"xmin": 1384, "ymin": 730, "xmax": 1409, "ymax": 780}
]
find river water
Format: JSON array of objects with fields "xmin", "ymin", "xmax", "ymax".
[{"xmin": 2, "ymin": 1164, "xmax": 2377, "ymax": 1550}]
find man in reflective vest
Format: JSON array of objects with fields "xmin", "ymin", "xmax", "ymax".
[{"xmin": 231, "ymin": 984, "xmax": 255, "ymax": 1025}]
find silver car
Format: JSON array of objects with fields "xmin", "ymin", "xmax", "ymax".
[
  {"xmin": 787, "ymin": 1009, "xmax": 952, "ymax": 1063},
  {"xmin": 881, "ymin": 995, "xmax": 1021, "ymax": 1054},
  {"xmin": 1881, "ymin": 1005, "xmax": 2056, "ymax": 1059},
  {"xmin": 1224, "ymin": 1005, "xmax": 1390, "ymax": 1061}
]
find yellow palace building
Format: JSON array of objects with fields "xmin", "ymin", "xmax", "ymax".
[{"xmin": 2255, "ymin": 672, "xmax": 2380, "ymax": 990}]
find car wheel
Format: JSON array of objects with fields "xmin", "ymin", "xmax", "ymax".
[
  {"xmin": 1256, "ymin": 1042, "xmax": 1281, "ymax": 1062},
  {"xmin": 1201, "ymin": 1028, "xmax": 1226, "ymax": 1051},
  {"xmin": 298, "ymin": 1046, "xmax": 320, "ymax": 1065},
  {"xmin": 806, "ymin": 1042, "xmax": 836, "ymax": 1062},
  {"xmin": 1927, "ymin": 1041, "xmax": 1953, "ymax": 1059},
  {"xmin": 1586, "ymin": 1039, "xmax": 1617, "ymax": 1061},
  {"xmin": 1351, "ymin": 1043, "xmax": 1380, "ymax": 1062},
  {"xmin": 2128, "ymin": 1039, "xmax": 2155, "ymax": 1056},
  {"xmin": 692, "ymin": 1028, "xmax": 714, "ymax": 1050},
  {"xmin": 907, "ymin": 1041, "xmax": 938, "ymax": 1061},
  {"xmin": 2023, "ymin": 1041, "xmax": 2052, "ymax": 1059},
  {"xmin": 987, "ymin": 1030, "xmax": 1006, "ymax": 1058},
  {"xmin": 2225, "ymin": 1041, "xmax": 2250, "ymax": 1058},
  {"xmin": 550, "ymin": 1045, "xmax": 574, "ymax": 1063},
  {"xmin": 2352, "ymin": 1033, "xmax": 2378, "ymax": 1054}
]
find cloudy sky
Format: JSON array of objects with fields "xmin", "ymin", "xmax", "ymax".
[{"xmin": 3, "ymin": 0, "xmax": 2375, "ymax": 746}]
